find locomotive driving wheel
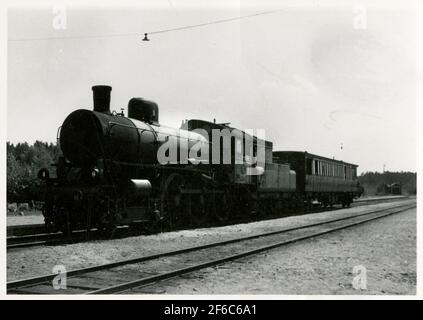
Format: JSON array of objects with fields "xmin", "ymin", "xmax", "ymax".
[
  {"xmin": 160, "ymin": 173, "xmax": 190, "ymax": 231},
  {"xmin": 94, "ymin": 196, "xmax": 118, "ymax": 238},
  {"xmin": 214, "ymin": 189, "xmax": 232, "ymax": 223}
]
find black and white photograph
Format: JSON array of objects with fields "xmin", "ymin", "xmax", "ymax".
[{"xmin": 2, "ymin": 0, "xmax": 420, "ymax": 300}]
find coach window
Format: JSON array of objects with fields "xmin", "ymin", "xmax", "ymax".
[
  {"xmin": 306, "ymin": 158, "xmax": 312, "ymax": 175},
  {"xmin": 243, "ymin": 139, "xmax": 247, "ymax": 158},
  {"xmin": 236, "ymin": 139, "xmax": 242, "ymax": 156},
  {"xmin": 314, "ymin": 160, "xmax": 318, "ymax": 175}
]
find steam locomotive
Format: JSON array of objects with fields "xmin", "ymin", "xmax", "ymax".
[{"xmin": 38, "ymin": 85, "xmax": 363, "ymax": 234}]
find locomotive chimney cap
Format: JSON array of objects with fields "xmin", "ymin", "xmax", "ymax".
[
  {"xmin": 92, "ymin": 85, "xmax": 112, "ymax": 113},
  {"xmin": 92, "ymin": 85, "xmax": 112, "ymax": 91}
]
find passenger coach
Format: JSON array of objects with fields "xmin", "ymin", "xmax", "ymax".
[{"xmin": 273, "ymin": 151, "xmax": 363, "ymax": 207}]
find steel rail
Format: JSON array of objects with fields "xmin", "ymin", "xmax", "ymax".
[
  {"xmin": 7, "ymin": 201, "xmax": 414, "ymax": 293},
  {"xmin": 90, "ymin": 204, "xmax": 415, "ymax": 294}
]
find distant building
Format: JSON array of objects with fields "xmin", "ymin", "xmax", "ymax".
[{"xmin": 384, "ymin": 183, "xmax": 402, "ymax": 195}]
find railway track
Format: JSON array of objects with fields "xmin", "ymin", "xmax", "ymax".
[
  {"xmin": 7, "ymin": 200, "xmax": 415, "ymax": 294},
  {"xmin": 7, "ymin": 230, "xmax": 93, "ymax": 250},
  {"xmin": 6, "ymin": 195, "xmax": 410, "ymax": 250},
  {"xmin": 6, "ymin": 225, "xmax": 134, "ymax": 250},
  {"xmin": 7, "ymin": 224, "xmax": 46, "ymax": 237}
]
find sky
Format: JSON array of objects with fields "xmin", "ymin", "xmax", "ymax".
[{"xmin": 6, "ymin": 0, "xmax": 417, "ymax": 173}]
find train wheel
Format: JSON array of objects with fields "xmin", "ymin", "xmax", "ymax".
[
  {"xmin": 160, "ymin": 173, "xmax": 190, "ymax": 231},
  {"xmin": 257, "ymin": 199, "xmax": 272, "ymax": 218},
  {"xmin": 214, "ymin": 190, "xmax": 232, "ymax": 223},
  {"xmin": 94, "ymin": 197, "xmax": 118, "ymax": 238},
  {"xmin": 230, "ymin": 185, "xmax": 255, "ymax": 219},
  {"xmin": 58, "ymin": 208, "xmax": 73, "ymax": 236},
  {"xmin": 97, "ymin": 223, "xmax": 117, "ymax": 239},
  {"xmin": 191, "ymin": 193, "xmax": 209, "ymax": 227}
]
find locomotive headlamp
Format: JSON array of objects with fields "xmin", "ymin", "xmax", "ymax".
[{"xmin": 91, "ymin": 168, "xmax": 100, "ymax": 179}]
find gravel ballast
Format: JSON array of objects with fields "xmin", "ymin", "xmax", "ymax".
[
  {"xmin": 137, "ymin": 207, "xmax": 415, "ymax": 295},
  {"xmin": 7, "ymin": 200, "xmax": 415, "ymax": 295}
]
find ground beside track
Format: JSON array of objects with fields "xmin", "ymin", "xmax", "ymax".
[
  {"xmin": 7, "ymin": 200, "xmax": 414, "ymax": 286},
  {"xmin": 131, "ymin": 207, "xmax": 415, "ymax": 295},
  {"xmin": 7, "ymin": 211, "xmax": 43, "ymax": 226}
]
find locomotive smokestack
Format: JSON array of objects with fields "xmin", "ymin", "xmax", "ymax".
[{"xmin": 92, "ymin": 85, "xmax": 112, "ymax": 113}]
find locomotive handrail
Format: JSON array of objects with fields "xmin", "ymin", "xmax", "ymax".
[{"xmin": 111, "ymin": 160, "xmax": 210, "ymax": 172}]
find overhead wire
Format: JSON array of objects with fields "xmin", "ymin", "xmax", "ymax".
[{"xmin": 8, "ymin": 6, "xmax": 295, "ymax": 42}]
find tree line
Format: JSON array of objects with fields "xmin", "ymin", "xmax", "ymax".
[
  {"xmin": 7, "ymin": 141, "xmax": 61, "ymax": 203},
  {"xmin": 358, "ymin": 171, "xmax": 417, "ymax": 196}
]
